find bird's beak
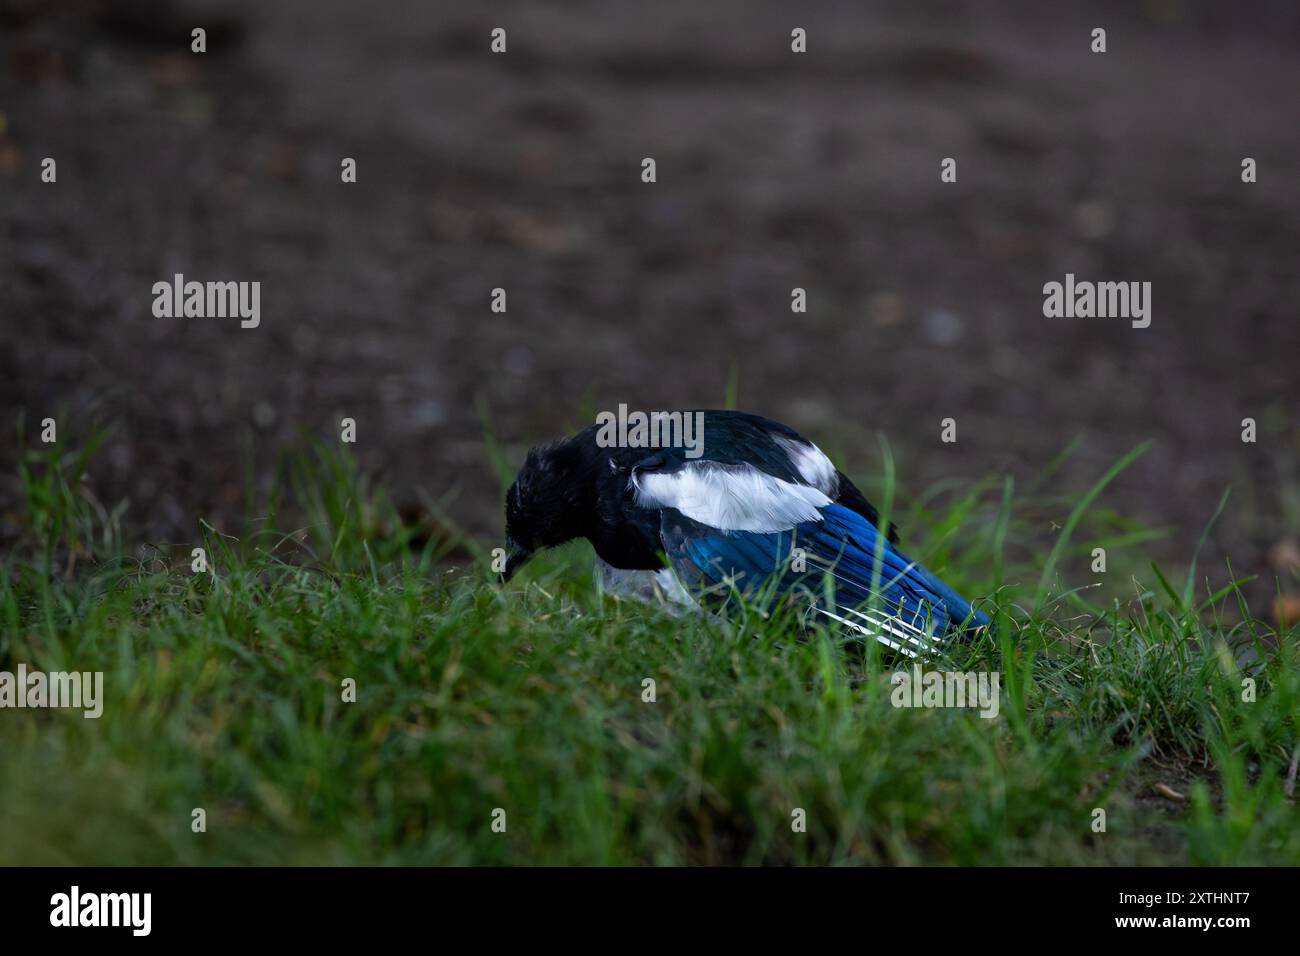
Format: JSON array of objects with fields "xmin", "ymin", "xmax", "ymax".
[{"xmin": 501, "ymin": 538, "xmax": 532, "ymax": 583}]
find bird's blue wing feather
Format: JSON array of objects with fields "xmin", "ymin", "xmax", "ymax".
[{"xmin": 661, "ymin": 503, "xmax": 988, "ymax": 655}]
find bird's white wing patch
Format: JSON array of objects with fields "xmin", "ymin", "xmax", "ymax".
[
  {"xmin": 771, "ymin": 435, "xmax": 838, "ymax": 496},
  {"xmin": 633, "ymin": 461, "xmax": 830, "ymax": 532}
]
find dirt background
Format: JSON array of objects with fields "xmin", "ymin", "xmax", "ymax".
[{"xmin": 2, "ymin": 1, "xmax": 1298, "ymax": 605}]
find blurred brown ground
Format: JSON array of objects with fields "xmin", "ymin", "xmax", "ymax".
[{"xmin": 1, "ymin": 1, "xmax": 1298, "ymax": 605}]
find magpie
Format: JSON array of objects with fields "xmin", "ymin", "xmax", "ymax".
[{"xmin": 503, "ymin": 410, "xmax": 990, "ymax": 656}]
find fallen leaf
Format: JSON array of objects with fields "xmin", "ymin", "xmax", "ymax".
[
  {"xmin": 0, "ymin": 139, "xmax": 20, "ymax": 176},
  {"xmin": 1270, "ymin": 538, "xmax": 1300, "ymax": 572},
  {"xmin": 1275, "ymin": 593, "xmax": 1300, "ymax": 629},
  {"xmin": 1154, "ymin": 783, "xmax": 1185, "ymax": 803}
]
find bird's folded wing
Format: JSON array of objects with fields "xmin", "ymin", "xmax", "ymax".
[{"xmin": 658, "ymin": 502, "xmax": 959, "ymax": 658}]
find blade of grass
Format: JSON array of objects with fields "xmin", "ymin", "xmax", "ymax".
[
  {"xmin": 1034, "ymin": 442, "xmax": 1149, "ymax": 609},
  {"xmin": 1183, "ymin": 487, "xmax": 1231, "ymax": 610}
]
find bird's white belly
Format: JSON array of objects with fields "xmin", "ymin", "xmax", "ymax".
[{"xmin": 595, "ymin": 560, "xmax": 697, "ymax": 615}]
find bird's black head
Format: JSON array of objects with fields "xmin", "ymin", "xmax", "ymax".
[{"xmin": 502, "ymin": 435, "xmax": 597, "ymax": 580}]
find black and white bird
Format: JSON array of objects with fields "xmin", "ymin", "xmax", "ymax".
[{"xmin": 503, "ymin": 410, "xmax": 989, "ymax": 656}]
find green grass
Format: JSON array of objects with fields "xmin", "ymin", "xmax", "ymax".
[{"xmin": 0, "ymin": 429, "xmax": 1297, "ymax": 865}]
